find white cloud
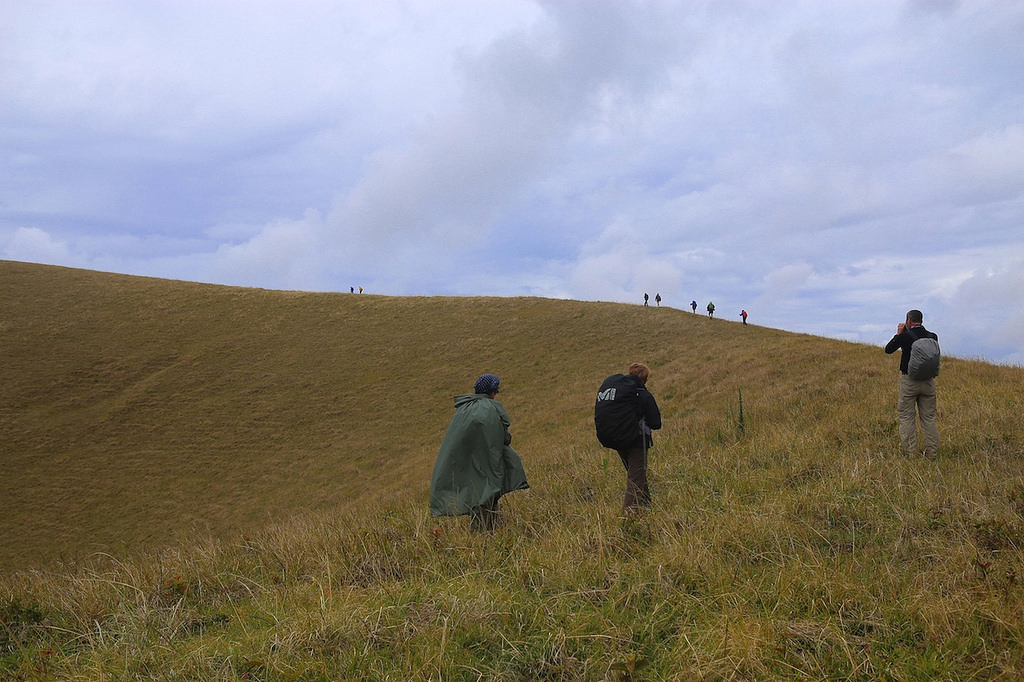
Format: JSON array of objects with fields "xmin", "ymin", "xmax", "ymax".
[
  {"xmin": 937, "ymin": 255, "xmax": 1024, "ymax": 365},
  {"xmin": 208, "ymin": 210, "xmax": 327, "ymax": 290},
  {"xmin": 2, "ymin": 227, "xmax": 74, "ymax": 265},
  {"xmin": 763, "ymin": 263, "xmax": 815, "ymax": 297}
]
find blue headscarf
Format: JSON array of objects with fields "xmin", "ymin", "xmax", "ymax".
[{"xmin": 474, "ymin": 373, "xmax": 501, "ymax": 395}]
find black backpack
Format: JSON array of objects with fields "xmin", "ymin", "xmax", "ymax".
[{"xmin": 594, "ymin": 374, "xmax": 642, "ymax": 450}]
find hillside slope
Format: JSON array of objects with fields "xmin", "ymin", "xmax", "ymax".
[
  {"xmin": 0, "ymin": 260, "xmax": 803, "ymax": 571},
  {"xmin": 3, "ymin": 261, "xmax": 1024, "ymax": 678},
  {"xmin": 3, "ymin": 260, "xmax": 1022, "ymax": 573}
]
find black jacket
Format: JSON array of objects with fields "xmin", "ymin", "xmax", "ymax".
[{"xmin": 885, "ymin": 325, "xmax": 938, "ymax": 374}]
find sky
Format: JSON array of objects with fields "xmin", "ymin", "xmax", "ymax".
[{"xmin": 2, "ymin": 1, "xmax": 1023, "ymax": 365}]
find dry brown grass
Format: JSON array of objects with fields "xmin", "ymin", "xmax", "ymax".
[
  {"xmin": 1, "ymin": 260, "xmax": 830, "ymax": 573},
  {"xmin": 2, "ymin": 260, "xmax": 1024, "ymax": 679}
]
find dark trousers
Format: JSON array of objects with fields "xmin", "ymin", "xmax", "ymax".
[
  {"xmin": 470, "ymin": 495, "xmax": 499, "ymax": 532},
  {"xmin": 617, "ymin": 446, "xmax": 651, "ymax": 509}
]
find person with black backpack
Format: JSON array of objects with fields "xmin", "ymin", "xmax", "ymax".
[
  {"xmin": 594, "ymin": 362, "xmax": 662, "ymax": 510},
  {"xmin": 884, "ymin": 309, "xmax": 940, "ymax": 458}
]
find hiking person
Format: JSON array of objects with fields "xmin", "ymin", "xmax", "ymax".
[
  {"xmin": 655, "ymin": 293, "xmax": 661, "ymax": 307},
  {"xmin": 430, "ymin": 373, "xmax": 529, "ymax": 531},
  {"xmin": 644, "ymin": 293, "xmax": 649, "ymax": 307},
  {"xmin": 706, "ymin": 301, "xmax": 715, "ymax": 318},
  {"xmin": 884, "ymin": 310, "xmax": 940, "ymax": 458},
  {"xmin": 594, "ymin": 362, "xmax": 662, "ymax": 511},
  {"xmin": 741, "ymin": 309, "xmax": 748, "ymax": 324},
  {"xmin": 691, "ymin": 300, "xmax": 697, "ymax": 313}
]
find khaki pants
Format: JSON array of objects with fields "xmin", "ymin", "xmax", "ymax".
[{"xmin": 898, "ymin": 374, "xmax": 939, "ymax": 457}]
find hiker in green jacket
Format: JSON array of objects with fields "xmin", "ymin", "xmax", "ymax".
[{"xmin": 429, "ymin": 373, "xmax": 529, "ymax": 531}]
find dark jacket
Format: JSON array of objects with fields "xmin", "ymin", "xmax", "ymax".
[
  {"xmin": 429, "ymin": 393, "xmax": 529, "ymax": 517},
  {"xmin": 636, "ymin": 382, "xmax": 661, "ymax": 447},
  {"xmin": 885, "ymin": 325, "xmax": 938, "ymax": 374}
]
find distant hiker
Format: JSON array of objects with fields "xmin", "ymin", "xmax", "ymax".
[
  {"xmin": 741, "ymin": 309, "xmax": 748, "ymax": 325},
  {"xmin": 884, "ymin": 310, "xmax": 940, "ymax": 458},
  {"xmin": 594, "ymin": 362, "xmax": 663, "ymax": 511},
  {"xmin": 350, "ymin": 287, "xmax": 354, "ymax": 293},
  {"xmin": 430, "ymin": 373, "xmax": 529, "ymax": 531},
  {"xmin": 359, "ymin": 286, "xmax": 363, "ymax": 294},
  {"xmin": 691, "ymin": 300, "xmax": 697, "ymax": 313},
  {"xmin": 655, "ymin": 293, "xmax": 661, "ymax": 307},
  {"xmin": 706, "ymin": 301, "xmax": 715, "ymax": 318},
  {"xmin": 644, "ymin": 293, "xmax": 649, "ymax": 307}
]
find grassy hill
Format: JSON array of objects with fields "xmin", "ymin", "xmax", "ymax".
[{"xmin": 2, "ymin": 260, "xmax": 1023, "ymax": 679}]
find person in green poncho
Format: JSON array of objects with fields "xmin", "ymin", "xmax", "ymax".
[{"xmin": 429, "ymin": 373, "xmax": 529, "ymax": 532}]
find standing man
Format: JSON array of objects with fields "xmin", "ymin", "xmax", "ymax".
[
  {"xmin": 741, "ymin": 309, "xmax": 748, "ymax": 325},
  {"xmin": 643, "ymin": 293, "xmax": 649, "ymax": 307},
  {"xmin": 706, "ymin": 301, "xmax": 715, "ymax": 318},
  {"xmin": 884, "ymin": 310, "xmax": 940, "ymax": 458},
  {"xmin": 594, "ymin": 362, "xmax": 663, "ymax": 511},
  {"xmin": 430, "ymin": 373, "xmax": 529, "ymax": 531},
  {"xmin": 655, "ymin": 293, "xmax": 662, "ymax": 307},
  {"xmin": 691, "ymin": 300, "xmax": 697, "ymax": 313}
]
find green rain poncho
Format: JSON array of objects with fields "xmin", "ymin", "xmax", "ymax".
[{"xmin": 429, "ymin": 393, "xmax": 529, "ymax": 517}]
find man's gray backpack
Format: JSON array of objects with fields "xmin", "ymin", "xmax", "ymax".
[{"xmin": 907, "ymin": 327, "xmax": 941, "ymax": 380}]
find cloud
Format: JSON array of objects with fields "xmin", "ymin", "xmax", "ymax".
[
  {"xmin": 206, "ymin": 210, "xmax": 327, "ymax": 290},
  {"xmin": 938, "ymin": 255, "xmax": 1024, "ymax": 365},
  {"xmin": 940, "ymin": 125, "xmax": 1024, "ymax": 204},
  {"xmin": 763, "ymin": 263, "xmax": 815, "ymax": 298},
  {"xmin": 2, "ymin": 227, "xmax": 75, "ymax": 265},
  {"xmin": 323, "ymin": 0, "xmax": 692, "ymax": 268}
]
